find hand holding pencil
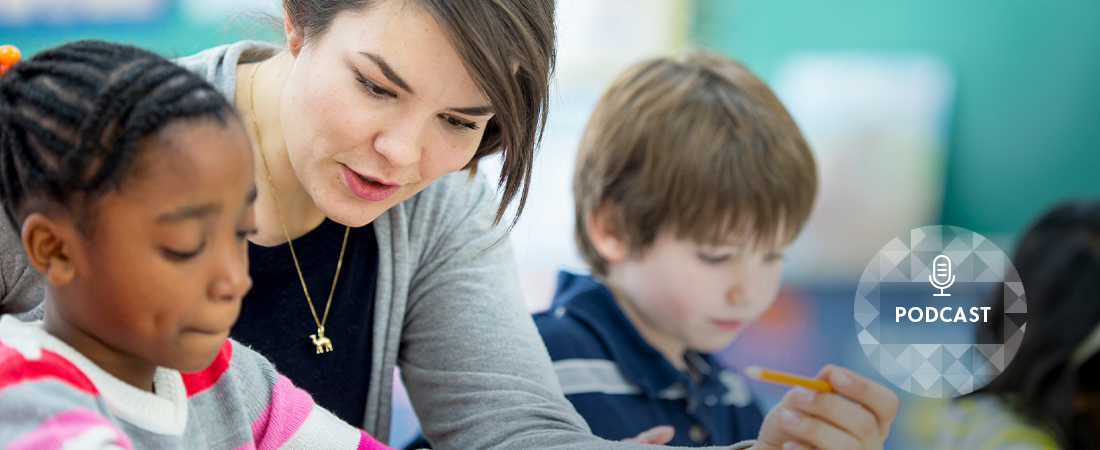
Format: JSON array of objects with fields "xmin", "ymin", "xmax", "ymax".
[{"xmin": 747, "ymin": 364, "xmax": 899, "ymax": 450}]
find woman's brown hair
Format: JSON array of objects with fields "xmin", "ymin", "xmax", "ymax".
[{"xmin": 283, "ymin": 0, "xmax": 555, "ymax": 227}]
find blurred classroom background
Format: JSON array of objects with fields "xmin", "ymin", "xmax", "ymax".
[{"xmin": 4, "ymin": 0, "xmax": 1099, "ymax": 448}]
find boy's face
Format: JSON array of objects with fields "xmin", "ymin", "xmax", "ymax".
[
  {"xmin": 43, "ymin": 119, "xmax": 256, "ymax": 379},
  {"xmin": 608, "ymin": 229, "xmax": 785, "ymax": 361}
]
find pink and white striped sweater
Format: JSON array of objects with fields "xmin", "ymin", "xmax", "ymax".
[{"xmin": 0, "ymin": 316, "xmax": 392, "ymax": 449}]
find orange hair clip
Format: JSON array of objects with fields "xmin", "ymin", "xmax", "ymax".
[{"xmin": 0, "ymin": 45, "xmax": 22, "ymax": 76}]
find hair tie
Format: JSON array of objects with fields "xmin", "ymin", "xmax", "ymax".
[{"xmin": 0, "ymin": 45, "xmax": 22, "ymax": 77}]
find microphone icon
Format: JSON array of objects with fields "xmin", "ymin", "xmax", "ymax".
[{"xmin": 929, "ymin": 254, "xmax": 955, "ymax": 296}]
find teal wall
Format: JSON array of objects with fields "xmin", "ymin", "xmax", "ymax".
[
  {"xmin": 6, "ymin": 1, "xmax": 1098, "ymax": 238},
  {"xmin": 692, "ymin": 0, "xmax": 1100, "ymax": 239},
  {"xmin": 1, "ymin": 2, "xmax": 278, "ymax": 60}
]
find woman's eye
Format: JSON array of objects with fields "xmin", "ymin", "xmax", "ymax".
[
  {"xmin": 443, "ymin": 115, "xmax": 479, "ymax": 131},
  {"xmin": 765, "ymin": 252, "xmax": 786, "ymax": 262},
  {"xmin": 163, "ymin": 241, "xmax": 205, "ymax": 261},
  {"xmin": 355, "ymin": 73, "xmax": 395, "ymax": 99}
]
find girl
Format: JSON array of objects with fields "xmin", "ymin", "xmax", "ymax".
[
  {"xmin": 938, "ymin": 201, "xmax": 1100, "ymax": 449},
  {"xmin": 0, "ymin": 40, "xmax": 390, "ymax": 449}
]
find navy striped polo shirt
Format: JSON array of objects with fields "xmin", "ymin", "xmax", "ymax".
[{"xmin": 533, "ymin": 271, "xmax": 764, "ymax": 447}]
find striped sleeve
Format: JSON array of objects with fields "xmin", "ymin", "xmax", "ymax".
[
  {"xmin": 183, "ymin": 340, "xmax": 390, "ymax": 449},
  {"xmin": 0, "ymin": 342, "xmax": 132, "ymax": 449},
  {"xmin": 252, "ymin": 373, "xmax": 387, "ymax": 449}
]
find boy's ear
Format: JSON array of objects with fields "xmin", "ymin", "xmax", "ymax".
[
  {"xmin": 586, "ymin": 201, "xmax": 630, "ymax": 264},
  {"xmin": 284, "ymin": 10, "xmax": 304, "ymax": 57},
  {"xmin": 21, "ymin": 213, "xmax": 77, "ymax": 285}
]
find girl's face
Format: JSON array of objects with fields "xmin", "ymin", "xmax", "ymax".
[
  {"xmin": 280, "ymin": 0, "xmax": 494, "ymax": 227},
  {"xmin": 54, "ymin": 119, "xmax": 256, "ymax": 376}
]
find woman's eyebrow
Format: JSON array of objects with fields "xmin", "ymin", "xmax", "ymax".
[
  {"xmin": 358, "ymin": 51, "xmax": 492, "ymax": 117},
  {"xmin": 449, "ymin": 105, "xmax": 494, "ymax": 117},
  {"xmin": 359, "ymin": 52, "xmax": 413, "ymax": 94}
]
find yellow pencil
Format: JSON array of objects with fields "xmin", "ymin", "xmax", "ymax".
[{"xmin": 744, "ymin": 366, "xmax": 834, "ymax": 393}]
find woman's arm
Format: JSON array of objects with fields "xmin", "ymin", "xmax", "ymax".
[
  {"xmin": 0, "ymin": 215, "xmax": 45, "ymax": 319},
  {"xmin": 396, "ymin": 172, "xmax": 751, "ymax": 450}
]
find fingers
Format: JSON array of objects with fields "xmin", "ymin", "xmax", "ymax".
[
  {"xmin": 621, "ymin": 425, "xmax": 674, "ymax": 444},
  {"xmin": 817, "ymin": 365, "xmax": 900, "ymax": 436},
  {"xmin": 782, "ymin": 386, "xmax": 878, "ymax": 440},
  {"xmin": 778, "ymin": 408, "xmax": 860, "ymax": 450},
  {"xmin": 759, "ymin": 366, "xmax": 898, "ymax": 450}
]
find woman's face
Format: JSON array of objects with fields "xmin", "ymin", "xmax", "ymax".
[{"xmin": 280, "ymin": 0, "xmax": 494, "ymax": 227}]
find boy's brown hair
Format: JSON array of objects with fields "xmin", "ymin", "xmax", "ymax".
[{"xmin": 574, "ymin": 52, "xmax": 818, "ymax": 276}]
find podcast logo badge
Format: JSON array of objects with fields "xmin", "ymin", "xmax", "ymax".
[{"xmin": 854, "ymin": 226, "xmax": 1027, "ymax": 398}]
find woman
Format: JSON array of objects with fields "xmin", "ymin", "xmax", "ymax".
[
  {"xmin": 5, "ymin": 0, "xmax": 568, "ymax": 445},
  {"xmin": 1, "ymin": 1, "xmax": 898, "ymax": 449},
  {"xmin": 2, "ymin": 0, "xmax": 631, "ymax": 446}
]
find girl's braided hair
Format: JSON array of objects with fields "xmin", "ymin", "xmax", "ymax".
[{"xmin": 0, "ymin": 40, "xmax": 236, "ymax": 231}]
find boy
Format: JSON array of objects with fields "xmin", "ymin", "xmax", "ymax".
[{"xmin": 535, "ymin": 53, "xmax": 897, "ymax": 448}]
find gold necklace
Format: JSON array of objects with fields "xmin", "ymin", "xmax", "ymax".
[{"xmin": 250, "ymin": 60, "xmax": 349, "ymax": 355}]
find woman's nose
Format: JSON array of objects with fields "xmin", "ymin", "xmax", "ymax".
[{"xmin": 373, "ymin": 119, "xmax": 423, "ymax": 169}]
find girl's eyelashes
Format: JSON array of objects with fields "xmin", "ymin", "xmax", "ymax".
[
  {"xmin": 163, "ymin": 241, "xmax": 206, "ymax": 261},
  {"xmin": 162, "ymin": 227, "xmax": 256, "ymax": 260},
  {"xmin": 442, "ymin": 114, "xmax": 479, "ymax": 132},
  {"xmin": 354, "ymin": 71, "xmax": 396, "ymax": 99},
  {"xmin": 765, "ymin": 252, "xmax": 786, "ymax": 262},
  {"xmin": 236, "ymin": 228, "xmax": 259, "ymax": 240}
]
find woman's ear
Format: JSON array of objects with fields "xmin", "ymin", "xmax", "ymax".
[
  {"xmin": 21, "ymin": 213, "xmax": 76, "ymax": 286},
  {"xmin": 284, "ymin": 10, "xmax": 305, "ymax": 57},
  {"xmin": 585, "ymin": 201, "xmax": 630, "ymax": 264}
]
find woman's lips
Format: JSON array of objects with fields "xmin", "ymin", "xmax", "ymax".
[
  {"xmin": 712, "ymin": 319, "xmax": 744, "ymax": 331},
  {"xmin": 340, "ymin": 164, "xmax": 401, "ymax": 201}
]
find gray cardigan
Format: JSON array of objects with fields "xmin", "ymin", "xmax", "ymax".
[{"xmin": 0, "ymin": 41, "xmax": 753, "ymax": 450}]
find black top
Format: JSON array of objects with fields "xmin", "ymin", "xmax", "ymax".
[{"xmin": 232, "ymin": 218, "xmax": 378, "ymax": 426}]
